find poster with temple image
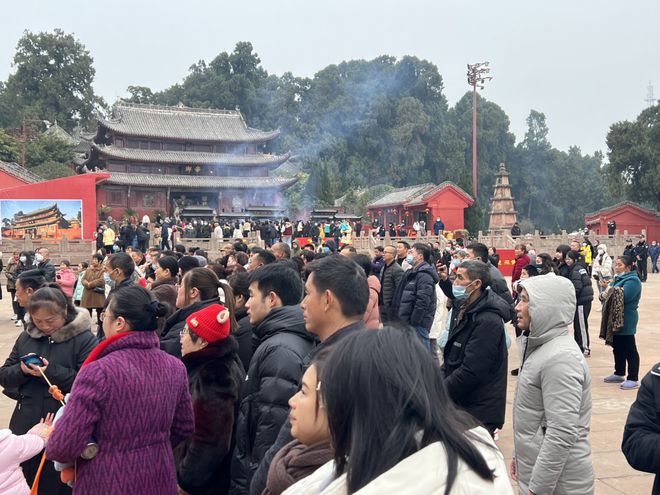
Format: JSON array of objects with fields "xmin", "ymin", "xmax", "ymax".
[{"xmin": 0, "ymin": 200, "xmax": 83, "ymax": 240}]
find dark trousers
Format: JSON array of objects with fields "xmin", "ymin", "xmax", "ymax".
[
  {"xmin": 573, "ymin": 302, "xmax": 592, "ymax": 353},
  {"xmin": 637, "ymin": 258, "xmax": 648, "ymax": 281},
  {"xmin": 613, "ymin": 334, "xmax": 640, "ymax": 381},
  {"xmin": 9, "ymin": 289, "xmax": 20, "ymax": 316},
  {"xmin": 87, "ymin": 308, "xmax": 103, "ymax": 339},
  {"xmin": 652, "ymin": 257, "xmax": 659, "ymax": 273}
]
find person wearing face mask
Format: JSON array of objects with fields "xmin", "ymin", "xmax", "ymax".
[
  {"xmin": 390, "ymin": 243, "xmax": 439, "ymax": 350},
  {"xmin": 264, "ymin": 350, "xmax": 333, "ymax": 495},
  {"xmin": 592, "ymin": 243, "xmax": 613, "ymax": 299},
  {"xmin": 99, "ymin": 253, "xmax": 135, "ymax": 341},
  {"xmin": 34, "ymin": 248, "xmax": 56, "ymax": 282},
  {"xmin": 442, "ymin": 260, "xmax": 509, "ymax": 438}
]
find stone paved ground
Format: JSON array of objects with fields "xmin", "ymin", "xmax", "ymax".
[{"xmin": 0, "ymin": 275, "xmax": 657, "ymax": 493}]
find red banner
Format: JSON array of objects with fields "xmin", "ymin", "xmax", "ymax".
[{"xmin": 496, "ymin": 249, "xmax": 516, "ymax": 277}]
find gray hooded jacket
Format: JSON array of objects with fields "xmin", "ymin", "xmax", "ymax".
[{"xmin": 513, "ymin": 275, "xmax": 594, "ymax": 495}]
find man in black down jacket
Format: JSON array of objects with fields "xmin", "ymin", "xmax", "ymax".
[
  {"xmin": 437, "ymin": 243, "xmax": 515, "ymax": 324},
  {"xmin": 379, "ymin": 245, "xmax": 404, "ymax": 324},
  {"xmin": 442, "ymin": 260, "xmax": 509, "ymax": 437},
  {"xmin": 229, "ymin": 264, "xmax": 316, "ymax": 495},
  {"xmin": 249, "ymin": 255, "xmax": 368, "ymax": 495},
  {"xmin": 622, "ymin": 362, "xmax": 660, "ymax": 492},
  {"xmin": 391, "ymin": 242, "xmax": 439, "ymax": 350}
]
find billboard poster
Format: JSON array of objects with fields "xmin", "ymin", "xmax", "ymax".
[{"xmin": 0, "ymin": 200, "xmax": 83, "ymax": 240}]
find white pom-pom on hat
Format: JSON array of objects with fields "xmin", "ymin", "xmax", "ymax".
[{"xmin": 217, "ymin": 310, "xmax": 229, "ymax": 324}]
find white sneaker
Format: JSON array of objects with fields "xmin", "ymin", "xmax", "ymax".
[
  {"xmin": 10, "ymin": 315, "xmax": 17, "ymax": 321},
  {"xmin": 15, "ymin": 320, "xmax": 23, "ymax": 327}
]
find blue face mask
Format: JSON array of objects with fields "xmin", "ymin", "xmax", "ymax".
[
  {"xmin": 103, "ymin": 272, "xmax": 112, "ymax": 284},
  {"xmin": 452, "ymin": 280, "xmax": 475, "ymax": 299},
  {"xmin": 405, "ymin": 254, "xmax": 414, "ymax": 264},
  {"xmin": 452, "ymin": 284, "xmax": 466, "ymax": 298}
]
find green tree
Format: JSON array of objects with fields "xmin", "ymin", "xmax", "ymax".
[
  {"xmin": 126, "ymin": 86, "xmax": 155, "ymax": 104},
  {"xmin": 31, "ymin": 161, "xmax": 74, "ymax": 180},
  {"xmin": 603, "ymin": 104, "xmax": 660, "ymax": 209},
  {"xmin": 23, "ymin": 134, "xmax": 74, "ymax": 179},
  {"xmin": 0, "ymin": 129, "xmax": 20, "ymax": 162},
  {"xmin": 0, "ymin": 29, "xmax": 106, "ymax": 131}
]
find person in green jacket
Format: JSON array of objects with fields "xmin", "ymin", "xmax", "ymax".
[{"xmin": 600, "ymin": 254, "xmax": 642, "ymax": 390}]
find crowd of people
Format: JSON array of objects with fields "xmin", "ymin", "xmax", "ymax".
[
  {"xmin": 95, "ymin": 215, "xmax": 369, "ymax": 253},
  {"xmin": 0, "ymin": 230, "xmax": 657, "ymax": 494}
]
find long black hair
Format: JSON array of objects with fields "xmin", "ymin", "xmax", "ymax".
[{"xmin": 321, "ymin": 329, "xmax": 495, "ymax": 494}]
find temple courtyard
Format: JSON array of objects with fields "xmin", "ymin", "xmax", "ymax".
[{"xmin": 0, "ymin": 274, "xmax": 657, "ymax": 493}]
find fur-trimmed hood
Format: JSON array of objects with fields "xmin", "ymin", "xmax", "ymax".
[{"xmin": 26, "ymin": 307, "xmax": 92, "ymax": 343}]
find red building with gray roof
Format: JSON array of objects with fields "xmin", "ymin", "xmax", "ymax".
[{"xmin": 366, "ymin": 182, "xmax": 474, "ymax": 232}]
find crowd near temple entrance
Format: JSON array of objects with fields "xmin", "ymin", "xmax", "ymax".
[{"xmin": 0, "ymin": 56, "xmax": 659, "ymax": 493}]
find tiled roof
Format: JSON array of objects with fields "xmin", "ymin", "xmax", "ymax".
[
  {"xmin": 92, "ymin": 144, "xmax": 290, "ymax": 167},
  {"xmin": 0, "ymin": 160, "xmax": 43, "ymax": 184},
  {"xmin": 100, "ymin": 102, "xmax": 280, "ymax": 143},
  {"xmin": 101, "ymin": 171, "xmax": 297, "ymax": 189},
  {"xmin": 44, "ymin": 123, "xmax": 78, "ymax": 145},
  {"xmin": 367, "ymin": 184, "xmax": 435, "ymax": 208},
  {"xmin": 406, "ymin": 181, "xmax": 474, "ymax": 206},
  {"xmin": 367, "ymin": 182, "xmax": 474, "ymax": 208},
  {"xmin": 584, "ymin": 201, "xmax": 659, "ymax": 219}
]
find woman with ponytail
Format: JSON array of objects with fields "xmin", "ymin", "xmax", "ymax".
[
  {"xmin": 161, "ymin": 268, "xmax": 236, "ymax": 359},
  {"xmin": 46, "ymin": 285, "xmax": 194, "ymax": 494}
]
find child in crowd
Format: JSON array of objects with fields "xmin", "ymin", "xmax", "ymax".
[{"xmin": 0, "ymin": 414, "xmax": 54, "ymax": 495}]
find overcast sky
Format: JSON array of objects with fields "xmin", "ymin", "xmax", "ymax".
[{"xmin": 1, "ymin": 1, "xmax": 658, "ymax": 157}]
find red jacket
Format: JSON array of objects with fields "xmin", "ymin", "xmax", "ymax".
[{"xmin": 511, "ymin": 254, "xmax": 531, "ymax": 294}]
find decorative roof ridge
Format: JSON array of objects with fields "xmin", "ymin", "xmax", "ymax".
[
  {"xmin": 113, "ymin": 100, "xmax": 241, "ymax": 117},
  {"xmin": 584, "ymin": 201, "xmax": 659, "ymax": 219},
  {"xmin": 419, "ymin": 181, "xmax": 474, "ymax": 203}
]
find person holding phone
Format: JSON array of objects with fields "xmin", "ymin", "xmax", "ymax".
[{"xmin": 0, "ymin": 285, "xmax": 97, "ymax": 494}]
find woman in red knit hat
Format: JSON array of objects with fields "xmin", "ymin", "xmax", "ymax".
[{"xmin": 176, "ymin": 304, "xmax": 245, "ymax": 495}]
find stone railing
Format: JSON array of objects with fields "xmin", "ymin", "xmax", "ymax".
[
  {"xmin": 477, "ymin": 230, "xmax": 647, "ymax": 258},
  {"xmin": 0, "ymin": 238, "xmax": 97, "ymax": 265}
]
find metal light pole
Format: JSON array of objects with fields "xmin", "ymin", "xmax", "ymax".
[{"xmin": 467, "ymin": 62, "xmax": 492, "ymax": 199}]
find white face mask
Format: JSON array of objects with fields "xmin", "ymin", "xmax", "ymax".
[{"xmin": 35, "ymin": 253, "xmax": 44, "ymax": 262}]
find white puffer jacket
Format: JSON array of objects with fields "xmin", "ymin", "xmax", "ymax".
[
  {"xmin": 592, "ymin": 244, "xmax": 613, "ymax": 279},
  {"xmin": 283, "ymin": 427, "xmax": 513, "ymax": 494},
  {"xmin": 514, "ymin": 276, "xmax": 594, "ymax": 494}
]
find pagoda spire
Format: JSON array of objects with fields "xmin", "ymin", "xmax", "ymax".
[{"xmin": 488, "ymin": 163, "xmax": 518, "ymax": 231}]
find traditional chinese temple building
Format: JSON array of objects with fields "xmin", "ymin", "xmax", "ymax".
[
  {"xmin": 2, "ymin": 202, "xmax": 81, "ymax": 240},
  {"xmin": 76, "ymin": 102, "xmax": 297, "ymax": 220},
  {"xmin": 366, "ymin": 182, "xmax": 474, "ymax": 232}
]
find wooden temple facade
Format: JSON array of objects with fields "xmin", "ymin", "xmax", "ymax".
[
  {"xmin": 2, "ymin": 203, "xmax": 81, "ymax": 240},
  {"xmin": 77, "ymin": 102, "xmax": 297, "ymax": 221}
]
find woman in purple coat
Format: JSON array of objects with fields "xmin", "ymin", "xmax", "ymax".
[{"xmin": 47, "ymin": 285, "xmax": 194, "ymax": 494}]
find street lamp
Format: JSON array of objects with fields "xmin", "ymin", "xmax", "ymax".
[{"xmin": 467, "ymin": 62, "xmax": 492, "ymax": 199}]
